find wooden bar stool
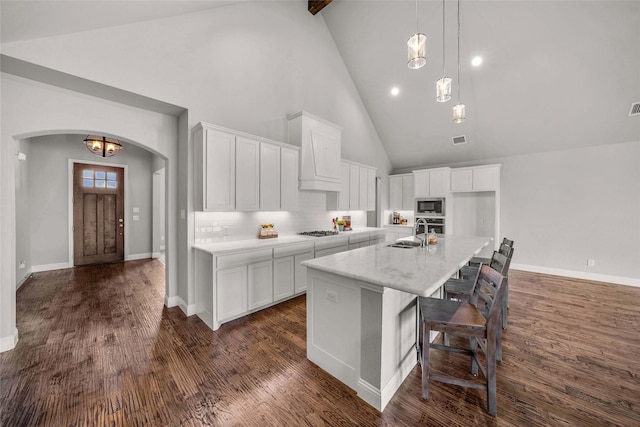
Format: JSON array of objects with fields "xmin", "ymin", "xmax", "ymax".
[
  {"xmin": 445, "ymin": 248, "xmax": 514, "ymax": 330},
  {"xmin": 468, "ymin": 238, "xmax": 514, "ymax": 268},
  {"xmin": 419, "ymin": 266, "xmax": 507, "ymax": 416}
]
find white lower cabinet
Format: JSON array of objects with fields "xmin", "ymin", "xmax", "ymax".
[
  {"xmin": 216, "ymin": 266, "xmax": 247, "ymax": 322},
  {"xmin": 273, "ymin": 256, "xmax": 295, "ymax": 301},
  {"xmin": 248, "ymin": 260, "xmax": 273, "ymax": 310},
  {"xmin": 294, "ymin": 252, "xmax": 313, "ymax": 294}
]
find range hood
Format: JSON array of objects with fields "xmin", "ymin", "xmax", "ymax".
[{"xmin": 287, "ymin": 111, "xmax": 342, "ymax": 192}]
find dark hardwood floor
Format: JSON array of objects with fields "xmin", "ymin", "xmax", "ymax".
[{"xmin": 1, "ymin": 259, "xmax": 639, "ymax": 426}]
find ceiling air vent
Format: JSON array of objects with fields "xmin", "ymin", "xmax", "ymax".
[
  {"xmin": 629, "ymin": 102, "xmax": 640, "ymax": 117},
  {"xmin": 452, "ymin": 135, "xmax": 467, "ymax": 145}
]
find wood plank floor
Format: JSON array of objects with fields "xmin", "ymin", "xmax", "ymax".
[{"xmin": 1, "ymin": 259, "xmax": 639, "ymax": 426}]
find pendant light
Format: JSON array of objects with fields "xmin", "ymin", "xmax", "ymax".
[
  {"xmin": 436, "ymin": 0, "xmax": 451, "ymax": 102},
  {"xmin": 84, "ymin": 135, "xmax": 123, "ymax": 158},
  {"xmin": 407, "ymin": 0, "xmax": 426, "ymax": 69},
  {"xmin": 453, "ymin": 0, "xmax": 465, "ymax": 123}
]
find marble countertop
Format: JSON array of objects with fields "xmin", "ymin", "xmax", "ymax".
[
  {"xmin": 302, "ymin": 235, "xmax": 492, "ymax": 297},
  {"xmin": 193, "ymin": 227, "xmax": 385, "ymax": 255}
]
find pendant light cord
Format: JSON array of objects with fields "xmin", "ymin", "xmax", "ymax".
[
  {"xmin": 442, "ymin": 0, "xmax": 446, "ymax": 78},
  {"xmin": 416, "ymin": 0, "xmax": 419, "ymax": 34},
  {"xmin": 457, "ymin": 0, "xmax": 461, "ymax": 102}
]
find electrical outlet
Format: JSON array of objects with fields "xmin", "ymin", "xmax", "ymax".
[
  {"xmin": 18, "ymin": 260, "xmax": 26, "ymax": 269},
  {"xmin": 223, "ymin": 226, "xmax": 229, "ymax": 236},
  {"xmin": 326, "ymin": 291, "xmax": 338, "ymax": 303},
  {"xmin": 587, "ymin": 259, "xmax": 595, "ymax": 267}
]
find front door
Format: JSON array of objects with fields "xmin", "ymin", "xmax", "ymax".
[{"xmin": 73, "ymin": 163, "xmax": 124, "ymax": 266}]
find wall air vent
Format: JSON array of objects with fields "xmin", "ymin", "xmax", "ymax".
[
  {"xmin": 629, "ymin": 102, "xmax": 640, "ymax": 116},
  {"xmin": 452, "ymin": 135, "xmax": 467, "ymax": 145}
]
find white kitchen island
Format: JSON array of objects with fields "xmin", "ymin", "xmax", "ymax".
[{"xmin": 302, "ymin": 235, "xmax": 492, "ymax": 411}]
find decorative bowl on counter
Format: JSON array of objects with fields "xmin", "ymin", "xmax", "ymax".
[{"xmin": 259, "ymin": 224, "xmax": 278, "ymax": 239}]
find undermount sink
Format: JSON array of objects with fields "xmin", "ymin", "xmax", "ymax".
[{"xmin": 387, "ymin": 240, "xmax": 422, "ymax": 248}]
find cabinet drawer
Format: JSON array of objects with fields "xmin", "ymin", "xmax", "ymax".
[
  {"xmin": 216, "ymin": 248, "xmax": 272, "ymax": 269},
  {"xmin": 314, "ymin": 235, "xmax": 349, "ymax": 251},
  {"xmin": 273, "ymin": 242, "xmax": 314, "ymax": 258},
  {"xmin": 349, "ymin": 233, "xmax": 369, "ymax": 244}
]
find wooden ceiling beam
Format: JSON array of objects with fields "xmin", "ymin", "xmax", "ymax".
[{"xmin": 308, "ymin": 0, "xmax": 332, "ymax": 15}]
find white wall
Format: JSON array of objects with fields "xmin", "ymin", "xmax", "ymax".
[
  {"xmin": 15, "ymin": 140, "xmax": 31, "ymax": 288},
  {"xmin": 499, "ymin": 141, "xmax": 639, "ymax": 281}
]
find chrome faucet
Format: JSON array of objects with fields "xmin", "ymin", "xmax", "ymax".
[{"xmin": 415, "ymin": 218, "xmax": 428, "ymax": 247}]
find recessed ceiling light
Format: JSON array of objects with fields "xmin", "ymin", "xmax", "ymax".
[
  {"xmin": 471, "ymin": 56, "xmax": 483, "ymax": 67},
  {"xmin": 390, "ymin": 87, "xmax": 400, "ymax": 96}
]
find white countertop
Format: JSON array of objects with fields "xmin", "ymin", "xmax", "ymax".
[
  {"xmin": 302, "ymin": 235, "xmax": 492, "ymax": 297},
  {"xmin": 193, "ymin": 227, "xmax": 385, "ymax": 255}
]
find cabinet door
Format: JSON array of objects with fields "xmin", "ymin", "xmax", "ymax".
[
  {"xmin": 216, "ymin": 266, "xmax": 247, "ymax": 322},
  {"xmin": 402, "ymin": 175, "xmax": 414, "ymax": 210},
  {"xmin": 414, "ymin": 170, "xmax": 429, "ymax": 198},
  {"xmin": 260, "ymin": 143, "xmax": 281, "ymax": 210},
  {"xmin": 367, "ymin": 168, "xmax": 376, "ymax": 211},
  {"xmin": 451, "ymin": 169, "xmax": 473, "ymax": 192},
  {"xmin": 204, "ymin": 129, "xmax": 236, "ymax": 211},
  {"xmin": 359, "ymin": 167, "xmax": 368, "ymax": 209},
  {"xmin": 389, "ymin": 176, "xmax": 403, "ymax": 209},
  {"xmin": 248, "ymin": 260, "xmax": 273, "ymax": 310},
  {"xmin": 294, "ymin": 252, "xmax": 313, "ymax": 294},
  {"xmin": 235, "ymin": 137, "xmax": 260, "ymax": 211},
  {"xmin": 338, "ymin": 162, "xmax": 350, "ymax": 210},
  {"xmin": 349, "ymin": 164, "xmax": 360, "ymax": 209},
  {"xmin": 429, "ymin": 169, "xmax": 448, "ymax": 196},
  {"xmin": 280, "ymin": 147, "xmax": 299, "ymax": 210},
  {"xmin": 472, "ymin": 166, "xmax": 499, "ymax": 190},
  {"xmin": 273, "ymin": 256, "xmax": 294, "ymax": 301}
]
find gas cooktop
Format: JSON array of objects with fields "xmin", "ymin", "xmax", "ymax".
[{"xmin": 298, "ymin": 230, "xmax": 340, "ymax": 237}]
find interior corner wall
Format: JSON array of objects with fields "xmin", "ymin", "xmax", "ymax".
[{"xmin": 15, "ymin": 138, "xmax": 31, "ymax": 288}]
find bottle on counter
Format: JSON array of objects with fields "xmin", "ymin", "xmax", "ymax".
[{"xmin": 428, "ymin": 228, "xmax": 437, "ymax": 244}]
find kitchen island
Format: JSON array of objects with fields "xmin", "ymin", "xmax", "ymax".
[{"xmin": 302, "ymin": 234, "xmax": 492, "ymax": 411}]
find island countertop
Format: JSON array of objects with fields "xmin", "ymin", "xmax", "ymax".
[{"xmin": 301, "ymin": 234, "xmax": 492, "ymax": 297}]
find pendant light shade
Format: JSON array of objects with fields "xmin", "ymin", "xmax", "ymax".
[
  {"xmin": 436, "ymin": 0, "xmax": 451, "ymax": 102},
  {"xmin": 84, "ymin": 135, "xmax": 123, "ymax": 158},
  {"xmin": 407, "ymin": 33, "xmax": 427, "ymax": 69},
  {"xmin": 436, "ymin": 77, "xmax": 452, "ymax": 103},
  {"xmin": 452, "ymin": 103, "xmax": 466, "ymax": 123},
  {"xmin": 407, "ymin": 0, "xmax": 426, "ymax": 69}
]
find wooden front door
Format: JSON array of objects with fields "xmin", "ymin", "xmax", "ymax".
[{"xmin": 73, "ymin": 163, "xmax": 125, "ymax": 266}]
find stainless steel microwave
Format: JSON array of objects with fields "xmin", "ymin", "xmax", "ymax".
[{"xmin": 415, "ymin": 198, "xmax": 445, "ymax": 216}]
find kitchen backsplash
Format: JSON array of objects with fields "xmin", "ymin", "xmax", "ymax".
[{"xmin": 195, "ymin": 190, "xmax": 367, "ymax": 244}]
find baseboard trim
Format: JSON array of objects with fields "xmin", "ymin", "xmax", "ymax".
[
  {"xmin": 0, "ymin": 328, "xmax": 19, "ymax": 353},
  {"xmin": 32, "ymin": 262, "xmax": 71, "ymax": 273},
  {"xmin": 511, "ymin": 263, "xmax": 640, "ymax": 288},
  {"xmin": 16, "ymin": 269, "xmax": 32, "ymax": 289},
  {"xmin": 178, "ymin": 298, "xmax": 197, "ymax": 317},
  {"xmin": 127, "ymin": 253, "xmax": 152, "ymax": 261},
  {"xmin": 165, "ymin": 295, "xmax": 180, "ymax": 307}
]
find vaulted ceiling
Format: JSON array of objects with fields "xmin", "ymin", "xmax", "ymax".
[{"xmin": 2, "ymin": 1, "xmax": 639, "ymax": 171}]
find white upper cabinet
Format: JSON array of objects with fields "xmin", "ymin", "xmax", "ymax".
[
  {"xmin": 349, "ymin": 163, "xmax": 360, "ymax": 209},
  {"xmin": 389, "ymin": 173, "xmax": 414, "ymax": 210},
  {"xmin": 327, "ymin": 160, "xmax": 376, "ymax": 211},
  {"xmin": 194, "ymin": 125, "xmax": 236, "ymax": 211},
  {"xmin": 326, "ymin": 162, "xmax": 350, "ymax": 210},
  {"xmin": 260, "ymin": 143, "xmax": 281, "ymax": 211},
  {"xmin": 194, "ymin": 122, "xmax": 299, "ymax": 212},
  {"xmin": 280, "ymin": 147, "xmax": 299, "ymax": 210},
  {"xmin": 413, "ymin": 167, "xmax": 450, "ymax": 198},
  {"xmin": 235, "ymin": 136, "xmax": 260, "ymax": 211},
  {"xmin": 287, "ymin": 111, "xmax": 342, "ymax": 192},
  {"xmin": 450, "ymin": 164, "xmax": 501, "ymax": 192}
]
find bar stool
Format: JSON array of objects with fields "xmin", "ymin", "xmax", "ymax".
[
  {"xmin": 467, "ymin": 238, "xmax": 514, "ymax": 268},
  {"xmin": 445, "ymin": 247, "xmax": 514, "ymax": 330},
  {"xmin": 419, "ymin": 265, "xmax": 507, "ymax": 416}
]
